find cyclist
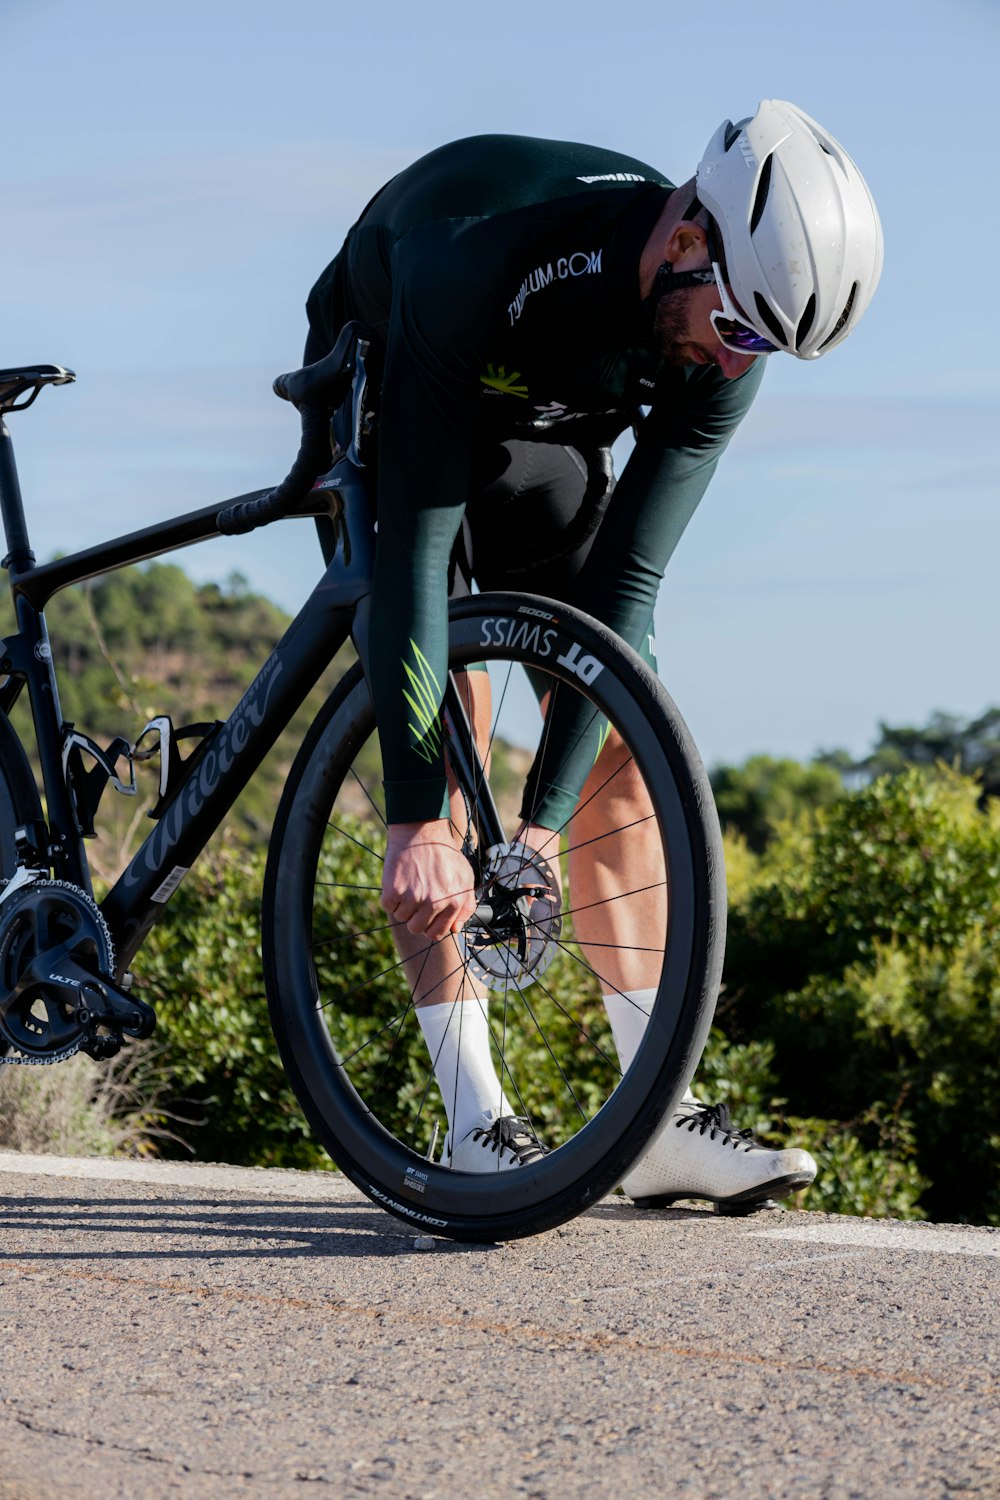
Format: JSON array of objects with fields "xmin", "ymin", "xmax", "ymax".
[{"xmin": 302, "ymin": 100, "xmax": 883, "ymax": 1209}]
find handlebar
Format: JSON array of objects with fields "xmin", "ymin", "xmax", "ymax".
[
  {"xmin": 216, "ymin": 322, "xmax": 372, "ymax": 538},
  {"xmin": 217, "ymin": 404, "xmax": 332, "ymax": 536}
]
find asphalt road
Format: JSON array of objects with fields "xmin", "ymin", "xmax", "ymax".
[{"xmin": 0, "ymin": 1152, "xmax": 997, "ymax": 1500}]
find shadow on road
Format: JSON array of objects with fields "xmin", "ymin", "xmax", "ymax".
[{"xmin": 0, "ymin": 1193, "xmax": 503, "ymax": 1260}]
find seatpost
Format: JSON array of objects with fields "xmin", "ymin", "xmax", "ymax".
[{"xmin": 0, "ymin": 419, "xmax": 35, "ymax": 574}]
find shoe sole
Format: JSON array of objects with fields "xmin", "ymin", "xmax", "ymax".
[{"xmin": 629, "ymin": 1169, "xmax": 815, "ymax": 1214}]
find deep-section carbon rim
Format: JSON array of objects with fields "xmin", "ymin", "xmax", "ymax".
[{"xmin": 263, "ymin": 593, "xmax": 724, "ymax": 1241}]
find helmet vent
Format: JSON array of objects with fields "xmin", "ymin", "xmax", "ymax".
[
  {"xmin": 753, "ymin": 292, "xmax": 788, "ymax": 347},
  {"xmin": 818, "ymin": 281, "xmax": 859, "ymax": 350},
  {"xmin": 795, "ymin": 294, "xmax": 817, "ymax": 348},
  {"xmin": 749, "ymin": 155, "xmax": 773, "ymax": 235}
]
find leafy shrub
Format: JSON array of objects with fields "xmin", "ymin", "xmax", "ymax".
[
  {"xmin": 36, "ymin": 759, "xmax": 998, "ymax": 1226},
  {"xmin": 711, "ymin": 754, "xmax": 843, "ymax": 853},
  {"xmin": 722, "ymin": 767, "xmax": 1000, "ymax": 1223}
]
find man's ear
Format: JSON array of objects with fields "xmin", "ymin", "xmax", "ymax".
[{"xmin": 663, "ymin": 221, "xmax": 709, "ymax": 269}]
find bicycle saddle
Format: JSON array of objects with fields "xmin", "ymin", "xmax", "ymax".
[
  {"xmin": 0, "ymin": 365, "xmax": 75, "ymax": 413},
  {"xmin": 272, "ymin": 321, "xmax": 374, "ymax": 410}
]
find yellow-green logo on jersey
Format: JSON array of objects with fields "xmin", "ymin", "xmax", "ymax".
[
  {"xmin": 480, "ymin": 363, "xmax": 529, "ymax": 399},
  {"xmin": 402, "ymin": 639, "xmax": 444, "ymax": 764}
]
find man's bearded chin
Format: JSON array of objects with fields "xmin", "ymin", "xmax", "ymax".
[{"xmin": 652, "ymin": 287, "xmax": 696, "ymax": 366}]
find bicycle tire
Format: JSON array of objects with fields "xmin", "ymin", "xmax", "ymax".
[{"xmin": 262, "ymin": 592, "xmax": 725, "ymax": 1242}]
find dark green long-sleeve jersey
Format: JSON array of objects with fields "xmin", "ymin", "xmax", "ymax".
[{"xmin": 306, "ymin": 134, "xmax": 765, "ymax": 827}]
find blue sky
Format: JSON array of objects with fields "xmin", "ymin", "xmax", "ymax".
[{"xmin": 2, "ymin": 0, "xmax": 998, "ymax": 770}]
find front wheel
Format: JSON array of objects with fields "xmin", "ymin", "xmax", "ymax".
[{"xmin": 263, "ymin": 593, "xmax": 725, "ymax": 1241}]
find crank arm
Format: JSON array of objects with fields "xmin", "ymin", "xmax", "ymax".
[
  {"xmin": 19, "ymin": 947, "xmax": 156, "ymax": 1038},
  {"xmin": 75, "ymin": 975, "xmax": 156, "ymax": 1039}
]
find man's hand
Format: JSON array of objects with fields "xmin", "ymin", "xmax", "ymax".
[{"xmin": 382, "ymin": 820, "xmax": 478, "ymax": 940}]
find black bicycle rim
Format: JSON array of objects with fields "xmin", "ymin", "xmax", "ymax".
[{"xmin": 263, "ymin": 593, "xmax": 724, "ymax": 1241}]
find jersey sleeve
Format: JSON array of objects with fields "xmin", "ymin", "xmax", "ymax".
[
  {"xmin": 368, "ymin": 222, "xmax": 494, "ymax": 825},
  {"xmin": 521, "ymin": 357, "xmax": 766, "ymax": 830}
]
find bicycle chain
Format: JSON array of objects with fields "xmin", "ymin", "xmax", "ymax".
[
  {"xmin": 0, "ymin": 1037, "xmax": 86, "ymax": 1067},
  {"xmin": 0, "ymin": 879, "xmax": 115, "ymax": 1066}
]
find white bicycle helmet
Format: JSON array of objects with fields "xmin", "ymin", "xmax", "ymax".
[{"xmin": 696, "ymin": 99, "xmax": 883, "ymax": 359}]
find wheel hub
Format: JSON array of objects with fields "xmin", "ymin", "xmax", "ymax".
[{"xmin": 462, "ymin": 841, "xmax": 562, "ymax": 990}]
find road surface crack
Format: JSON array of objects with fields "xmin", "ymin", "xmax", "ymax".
[{"xmin": 9, "ymin": 1411, "xmax": 261, "ymax": 1481}]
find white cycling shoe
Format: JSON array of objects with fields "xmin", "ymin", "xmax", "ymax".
[
  {"xmin": 621, "ymin": 1096, "xmax": 817, "ymax": 1214},
  {"xmin": 445, "ymin": 1109, "xmax": 548, "ymax": 1172}
]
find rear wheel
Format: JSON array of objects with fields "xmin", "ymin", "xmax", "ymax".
[
  {"xmin": 0, "ymin": 710, "xmax": 42, "ymax": 877},
  {"xmin": 263, "ymin": 593, "xmax": 725, "ymax": 1241},
  {"xmin": 0, "ymin": 708, "xmax": 46, "ymax": 1060}
]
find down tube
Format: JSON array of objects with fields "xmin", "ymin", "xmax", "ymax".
[{"xmin": 102, "ymin": 591, "xmax": 358, "ymax": 967}]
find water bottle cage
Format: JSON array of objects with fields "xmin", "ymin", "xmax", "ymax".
[
  {"xmin": 62, "ymin": 728, "xmax": 136, "ymax": 839},
  {"xmin": 62, "ymin": 716, "xmax": 221, "ymax": 835},
  {"xmin": 131, "ymin": 714, "xmax": 222, "ymax": 821}
]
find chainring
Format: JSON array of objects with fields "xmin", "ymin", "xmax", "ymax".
[
  {"xmin": 462, "ymin": 841, "xmax": 562, "ymax": 991},
  {"xmin": 0, "ymin": 880, "xmax": 115, "ymax": 1064}
]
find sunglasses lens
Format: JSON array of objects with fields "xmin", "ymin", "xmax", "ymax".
[{"xmin": 713, "ymin": 317, "xmax": 777, "ymax": 355}]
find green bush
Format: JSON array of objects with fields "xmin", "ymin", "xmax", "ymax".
[
  {"xmin": 721, "ymin": 767, "xmax": 1000, "ymax": 1223},
  {"xmin": 116, "ymin": 764, "xmax": 1000, "ymax": 1225},
  {"xmin": 711, "ymin": 753, "xmax": 843, "ymax": 853}
]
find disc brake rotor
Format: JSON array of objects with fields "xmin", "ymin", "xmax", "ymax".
[{"xmin": 462, "ymin": 841, "xmax": 562, "ymax": 991}]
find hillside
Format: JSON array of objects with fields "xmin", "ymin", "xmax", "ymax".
[{"xmin": 1, "ymin": 562, "xmax": 356, "ymax": 879}]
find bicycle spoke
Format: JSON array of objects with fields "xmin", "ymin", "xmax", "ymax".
[
  {"xmin": 536, "ymin": 879, "xmax": 666, "ymax": 927},
  {"xmin": 347, "ymin": 766, "xmax": 388, "ymax": 829},
  {"xmin": 313, "ymin": 942, "xmax": 433, "ymax": 1015},
  {"xmin": 474, "ymin": 660, "xmax": 513, "ymax": 821},
  {"xmin": 315, "ymin": 880, "xmax": 385, "ymax": 892},
  {"xmin": 505, "ymin": 977, "xmax": 589, "ymax": 1124},
  {"xmin": 559, "ymin": 813, "xmax": 657, "ymax": 863},
  {"xmin": 327, "ymin": 820, "xmax": 385, "ymax": 865},
  {"xmin": 369, "ymin": 930, "xmax": 436, "ymax": 1140},
  {"xmin": 311, "ymin": 916, "xmax": 407, "ymax": 949},
  {"xmin": 547, "ymin": 931, "xmax": 654, "ymax": 1012}
]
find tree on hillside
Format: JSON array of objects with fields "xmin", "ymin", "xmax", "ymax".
[
  {"xmin": 710, "ymin": 754, "xmax": 843, "ymax": 853},
  {"xmin": 0, "ymin": 562, "xmax": 353, "ymax": 872},
  {"xmin": 821, "ymin": 708, "xmax": 1000, "ymax": 804}
]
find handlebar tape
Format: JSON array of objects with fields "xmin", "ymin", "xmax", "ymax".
[{"xmin": 217, "ymin": 405, "xmax": 331, "ymax": 535}]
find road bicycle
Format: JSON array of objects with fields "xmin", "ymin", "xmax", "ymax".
[{"xmin": 0, "ymin": 334, "xmax": 725, "ymax": 1242}]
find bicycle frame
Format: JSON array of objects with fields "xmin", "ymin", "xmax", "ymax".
[{"xmin": 0, "ymin": 418, "xmax": 379, "ymax": 968}]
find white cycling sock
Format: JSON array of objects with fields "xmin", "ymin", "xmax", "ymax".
[
  {"xmin": 602, "ymin": 987, "xmax": 656, "ymax": 1072},
  {"xmin": 417, "ymin": 999, "xmax": 513, "ymax": 1148},
  {"xmin": 603, "ymin": 988, "xmax": 697, "ymax": 1104}
]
